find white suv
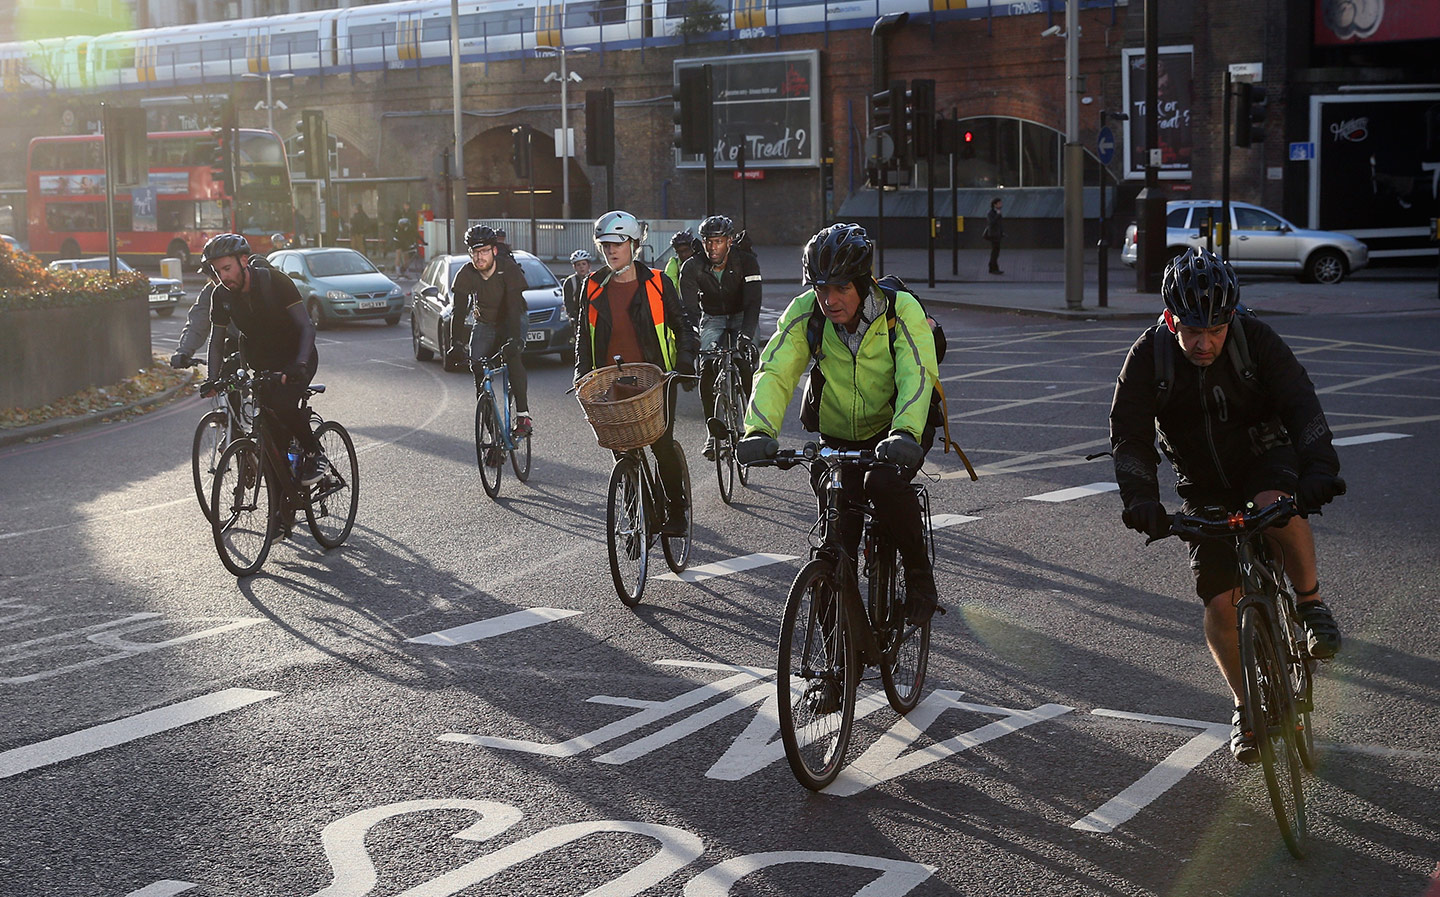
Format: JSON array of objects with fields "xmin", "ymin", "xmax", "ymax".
[{"xmin": 1121, "ymin": 201, "xmax": 1369, "ymax": 284}]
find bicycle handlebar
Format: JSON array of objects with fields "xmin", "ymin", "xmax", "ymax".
[
  {"xmin": 1157, "ymin": 496, "xmax": 1300, "ymax": 545},
  {"xmin": 746, "ymin": 442, "xmax": 897, "ymax": 473}
]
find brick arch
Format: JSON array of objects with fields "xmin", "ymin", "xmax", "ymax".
[{"xmin": 463, "ymin": 125, "xmax": 591, "ymax": 219}]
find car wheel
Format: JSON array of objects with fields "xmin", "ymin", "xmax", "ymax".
[
  {"xmin": 1305, "ymin": 249, "xmax": 1346, "ymax": 285},
  {"xmin": 412, "ymin": 314, "xmax": 434, "ymax": 361},
  {"xmin": 307, "ymin": 298, "xmax": 329, "ymax": 330}
]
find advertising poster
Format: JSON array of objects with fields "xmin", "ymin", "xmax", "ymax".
[
  {"xmin": 675, "ymin": 50, "xmax": 821, "ymax": 170},
  {"xmin": 1121, "ymin": 46, "xmax": 1193, "ymax": 180}
]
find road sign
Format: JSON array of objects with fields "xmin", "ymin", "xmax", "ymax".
[
  {"xmin": 1097, "ymin": 127, "xmax": 1116, "ymax": 165},
  {"xmin": 1288, "ymin": 141, "xmax": 1315, "ymax": 161},
  {"xmin": 864, "ymin": 131, "xmax": 894, "ymax": 163}
]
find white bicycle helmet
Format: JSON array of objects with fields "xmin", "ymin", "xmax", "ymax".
[
  {"xmin": 569, "ymin": 248, "xmax": 594, "ymax": 263},
  {"xmin": 594, "ymin": 210, "xmax": 647, "ymax": 245}
]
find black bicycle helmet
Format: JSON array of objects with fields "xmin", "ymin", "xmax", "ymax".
[
  {"xmin": 671, "ymin": 228, "xmax": 695, "ymax": 248},
  {"xmin": 465, "ymin": 224, "xmax": 498, "ymax": 249},
  {"xmin": 1162, "ymin": 247, "xmax": 1240, "ymax": 328},
  {"xmin": 199, "ymin": 233, "xmax": 251, "ymax": 271},
  {"xmin": 802, "ymin": 223, "xmax": 873, "ymax": 287},
  {"xmin": 698, "ymin": 215, "xmax": 735, "ymax": 239}
]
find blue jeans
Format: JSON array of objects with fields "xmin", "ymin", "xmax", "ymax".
[
  {"xmin": 698, "ymin": 312, "xmax": 752, "ymax": 424},
  {"xmin": 470, "ymin": 322, "xmax": 529, "ymax": 413}
]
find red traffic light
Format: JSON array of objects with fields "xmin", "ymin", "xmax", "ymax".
[{"xmin": 963, "ymin": 131, "xmax": 973, "ymax": 143}]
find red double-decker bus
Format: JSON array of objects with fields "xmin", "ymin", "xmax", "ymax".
[{"xmin": 26, "ymin": 128, "xmax": 293, "ymax": 264}]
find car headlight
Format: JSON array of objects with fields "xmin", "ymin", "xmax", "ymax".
[
  {"xmin": 389, "ymin": 286, "xmax": 403, "ymax": 297},
  {"xmin": 326, "ymin": 289, "xmax": 351, "ymax": 301}
]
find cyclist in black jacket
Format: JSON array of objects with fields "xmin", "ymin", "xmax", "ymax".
[
  {"xmin": 680, "ymin": 214, "xmax": 762, "ymax": 460},
  {"xmin": 450, "ymin": 224, "xmax": 532, "ymax": 436},
  {"xmin": 199, "ymin": 233, "xmax": 327, "ymax": 485},
  {"xmin": 1108, "ymin": 247, "xmax": 1344, "ymax": 764}
]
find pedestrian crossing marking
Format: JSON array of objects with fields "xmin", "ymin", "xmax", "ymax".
[
  {"xmin": 1024, "ymin": 482, "xmax": 1119, "ymax": 503},
  {"xmin": 931, "ymin": 514, "xmax": 982, "ymax": 529},
  {"xmin": 657, "ymin": 553, "xmax": 800, "ymax": 584},
  {"xmin": 406, "ymin": 607, "xmax": 582, "ymax": 646}
]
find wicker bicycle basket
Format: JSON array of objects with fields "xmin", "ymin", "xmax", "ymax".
[{"xmin": 575, "ymin": 362, "xmax": 670, "ymax": 451}]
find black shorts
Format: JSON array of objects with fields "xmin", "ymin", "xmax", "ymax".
[{"xmin": 1178, "ymin": 447, "xmax": 1299, "ymax": 602}]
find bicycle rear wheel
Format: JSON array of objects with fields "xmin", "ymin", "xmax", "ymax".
[
  {"xmin": 662, "ymin": 443, "xmax": 693, "ymax": 573},
  {"xmin": 712, "ymin": 377, "xmax": 736, "ymax": 504},
  {"xmin": 192, "ymin": 409, "xmax": 231, "ymax": 524},
  {"xmin": 607, "ymin": 455, "xmax": 648, "ymax": 607},
  {"xmin": 509, "ymin": 393, "xmax": 532, "ymax": 482},
  {"xmin": 1241, "ymin": 603, "xmax": 1306, "ymax": 859},
  {"xmin": 872, "ymin": 536, "xmax": 931, "ymax": 714},
  {"xmin": 777, "ymin": 558, "xmax": 857, "ymax": 791},
  {"xmin": 475, "ymin": 393, "xmax": 503, "ymax": 499},
  {"xmin": 210, "ymin": 439, "xmax": 274, "ymax": 577},
  {"xmin": 306, "ymin": 421, "xmax": 359, "ymax": 549}
]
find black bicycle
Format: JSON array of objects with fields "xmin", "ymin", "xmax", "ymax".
[
  {"xmin": 746, "ymin": 443, "xmax": 935, "ymax": 790},
  {"xmin": 1162, "ymin": 490, "xmax": 1341, "ymax": 859},
  {"xmin": 473, "ymin": 343, "xmax": 531, "ymax": 498},
  {"xmin": 699, "ymin": 333, "xmax": 753, "ymax": 505},
  {"xmin": 209, "ymin": 372, "xmax": 360, "ymax": 577},
  {"xmin": 188, "ymin": 356, "xmax": 255, "ymax": 524}
]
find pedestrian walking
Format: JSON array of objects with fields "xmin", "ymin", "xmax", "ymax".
[{"xmin": 985, "ymin": 197, "xmax": 1005, "ymax": 275}]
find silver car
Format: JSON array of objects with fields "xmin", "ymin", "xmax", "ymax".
[
  {"xmin": 48, "ymin": 256, "xmax": 185, "ymax": 315},
  {"xmin": 1120, "ymin": 200, "xmax": 1369, "ymax": 284}
]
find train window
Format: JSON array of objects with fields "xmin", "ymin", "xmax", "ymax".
[
  {"xmin": 273, "ymin": 31, "xmax": 319, "ymax": 58},
  {"xmin": 566, "ymin": 0, "xmax": 627, "ymax": 27},
  {"xmin": 349, "ymin": 24, "xmax": 394, "ymax": 50},
  {"xmin": 160, "ymin": 42, "xmax": 204, "ymax": 66},
  {"xmin": 424, "ymin": 10, "xmax": 536, "ymax": 42},
  {"xmin": 104, "ymin": 46, "xmax": 136, "ymax": 70}
]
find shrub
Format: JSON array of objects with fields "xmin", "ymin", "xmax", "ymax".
[{"xmin": 0, "ymin": 241, "xmax": 147, "ymax": 311}]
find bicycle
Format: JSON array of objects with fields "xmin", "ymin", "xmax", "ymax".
[
  {"xmin": 188, "ymin": 356, "xmax": 256, "ymax": 524},
  {"xmin": 699, "ymin": 333, "xmax": 753, "ymax": 505},
  {"xmin": 472, "ymin": 342, "xmax": 531, "ymax": 499},
  {"xmin": 745, "ymin": 443, "xmax": 935, "ymax": 791},
  {"xmin": 208, "ymin": 372, "xmax": 360, "ymax": 577},
  {"xmin": 1161, "ymin": 489, "xmax": 1342, "ymax": 859}
]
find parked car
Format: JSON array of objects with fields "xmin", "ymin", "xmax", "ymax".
[
  {"xmin": 410, "ymin": 250, "xmax": 574, "ymax": 370},
  {"xmin": 1120, "ymin": 200, "xmax": 1369, "ymax": 284},
  {"xmin": 1, "ymin": 234, "xmax": 19, "ymax": 250},
  {"xmin": 47, "ymin": 256, "xmax": 184, "ymax": 316},
  {"xmin": 267, "ymin": 247, "xmax": 405, "ymax": 328}
]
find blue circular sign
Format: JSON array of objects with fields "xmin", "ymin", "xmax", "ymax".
[{"xmin": 1097, "ymin": 126, "xmax": 1116, "ymax": 165}]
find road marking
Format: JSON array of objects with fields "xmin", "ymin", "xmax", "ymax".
[
  {"xmin": 1024, "ymin": 482, "xmax": 1119, "ymax": 503},
  {"xmin": 125, "ymin": 882, "xmax": 197, "ymax": 897},
  {"xmin": 369, "ymin": 358, "xmax": 415, "ymax": 369},
  {"xmin": 405, "ymin": 607, "xmax": 582, "ymax": 646},
  {"xmin": 930, "ymin": 514, "xmax": 981, "ymax": 529},
  {"xmin": 0, "ymin": 687, "xmax": 280, "ymax": 780},
  {"xmin": 1332, "ymin": 432, "xmax": 1411, "ymax": 446},
  {"xmin": 655, "ymin": 553, "xmax": 799, "ymax": 583}
]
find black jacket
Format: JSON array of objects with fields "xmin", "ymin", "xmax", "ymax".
[
  {"xmin": 576, "ymin": 263, "xmax": 698, "ymax": 380},
  {"xmin": 986, "ymin": 207, "xmax": 1004, "ymax": 242},
  {"xmin": 209, "ymin": 260, "xmax": 316, "ymax": 373},
  {"xmin": 1109, "ymin": 315, "xmax": 1339, "ymax": 508},
  {"xmin": 678, "ymin": 249, "xmax": 762, "ymax": 336},
  {"xmin": 449, "ymin": 258, "xmax": 526, "ymax": 348}
]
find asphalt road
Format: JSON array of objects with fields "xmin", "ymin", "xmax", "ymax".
[{"xmin": 1, "ymin": 296, "xmax": 1437, "ymax": 896}]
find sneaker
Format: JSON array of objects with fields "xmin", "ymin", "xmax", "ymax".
[
  {"xmin": 1231, "ymin": 706, "xmax": 1259, "ymax": 765},
  {"xmin": 299, "ymin": 452, "xmax": 329, "ymax": 487},
  {"xmin": 702, "ymin": 435, "xmax": 717, "ymax": 461},
  {"xmin": 513, "ymin": 414, "xmax": 533, "ymax": 439},
  {"xmin": 904, "ymin": 564, "xmax": 939, "ymax": 625},
  {"xmin": 1298, "ymin": 600, "xmax": 1342, "ymax": 659}
]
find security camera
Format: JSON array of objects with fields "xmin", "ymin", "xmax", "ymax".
[{"xmin": 1041, "ymin": 25, "xmax": 1062, "ymax": 37}]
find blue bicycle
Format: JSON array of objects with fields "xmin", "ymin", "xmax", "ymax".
[{"xmin": 474, "ymin": 343, "xmax": 531, "ymax": 498}]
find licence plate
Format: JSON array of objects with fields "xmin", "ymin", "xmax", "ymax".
[
  {"xmin": 359, "ymin": 300, "xmax": 387, "ymax": 309},
  {"xmin": 526, "ymin": 330, "xmax": 546, "ymax": 343}
]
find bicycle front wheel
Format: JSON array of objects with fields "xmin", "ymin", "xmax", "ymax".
[
  {"xmin": 191, "ymin": 409, "xmax": 231, "ymax": 524},
  {"xmin": 210, "ymin": 439, "xmax": 274, "ymax": 577},
  {"xmin": 872, "ymin": 537, "xmax": 931, "ymax": 714},
  {"xmin": 777, "ymin": 558, "xmax": 857, "ymax": 791},
  {"xmin": 1282, "ymin": 598, "xmax": 1318, "ymax": 771},
  {"xmin": 607, "ymin": 455, "xmax": 648, "ymax": 607},
  {"xmin": 712, "ymin": 379, "xmax": 736, "ymax": 504},
  {"xmin": 662, "ymin": 443, "xmax": 693, "ymax": 573},
  {"xmin": 306, "ymin": 421, "xmax": 359, "ymax": 549},
  {"xmin": 730, "ymin": 371, "xmax": 750, "ymax": 488},
  {"xmin": 1241, "ymin": 603, "xmax": 1306, "ymax": 859},
  {"xmin": 509, "ymin": 393, "xmax": 531, "ymax": 482},
  {"xmin": 475, "ymin": 393, "xmax": 503, "ymax": 499}
]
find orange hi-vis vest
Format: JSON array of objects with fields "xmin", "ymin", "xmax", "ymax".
[{"xmin": 585, "ymin": 270, "xmax": 676, "ymax": 371}]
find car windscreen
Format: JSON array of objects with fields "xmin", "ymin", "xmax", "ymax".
[
  {"xmin": 73, "ymin": 258, "xmax": 134, "ymax": 272},
  {"xmin": 307, "ymin": 251, "xmax": 378, "ymax": 278},
  {"xmin": 514, "ymin": 255, "xmax": 559, "ymax": 289}
]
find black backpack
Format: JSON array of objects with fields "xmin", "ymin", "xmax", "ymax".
[
  {"xmin": 797, "ymin": 277, "xmax": 972, "ymax": 475},
  {"xmin": 1153, "ymin": 306, "xmax": 1261, "ymax": 412}
]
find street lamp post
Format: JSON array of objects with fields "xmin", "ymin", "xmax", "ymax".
[
  {"xmin": 538, "ymin": 45, "xmax": 589, "ymax": 220},
  {"xmin": 242, "ymin": 71, "xmax": 293, "ymax": 132}
]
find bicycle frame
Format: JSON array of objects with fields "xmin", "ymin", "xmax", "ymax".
[
  {"xmin": 478, "ymin": 351, "xmax": 516, "ymax": 453},
  {"xmin": 248, "ymin": 378, "xmax": 343, "ymax": 522}
]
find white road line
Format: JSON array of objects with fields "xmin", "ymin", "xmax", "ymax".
[
  {"xmin": 0, "ymin": 688, "xmax": 280, "ymax": 780},
  {"xmin": 1024, "ymin": 482, "xmax": 1119, "ymax": 503},
  {"xmin": 370, "ymin": 358, "xmax": 415, "ymax": 369},
  {"xmin": 656, "ymin": 553, "xmax": 799, "ymax": 583},
  {"xmin": 931, "ymin": 514, "xmax": 982, "ymax": 529},
  {"xmin": 405, "ymin": 607, "xmax": 582, "ymax": 646},
  {"xmin": 124, "ymin": 882, "xmax": 197, "ymax": 897},
  {"xmin": 1333, "ymin": 432, "xmax": 1411, "ymax": 447}
]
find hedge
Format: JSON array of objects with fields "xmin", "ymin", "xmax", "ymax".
[{"xmin": 0, "ymin": 240, "xmax": 148, "ymax": 311}]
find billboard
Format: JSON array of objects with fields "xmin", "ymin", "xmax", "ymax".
[
  {"xmin": 1121, "ymin": 46, "xmax": 1193, "ymax": 180},
  {"xmin": 674, "ymin": 50, "xmax": 821, "ymax": 170},
  {"xmin": 1314, "ymin": 0, "xmax": 1440, "ymax": 46}
]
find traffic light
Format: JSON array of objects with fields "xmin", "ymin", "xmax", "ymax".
[
  {"xmin": 910, "ymin": 78, "xmax": 936, "ymax": 160},
  {"xmin": 294, "ymin": 109, "xmax": 326, "ymax": 179},
  {"xmin": 672, "ymin": 66, "xmax": 711, "ymax": 155},
  {"xmin": 211, "ymin": 99, "xmax": 236, "ymax": 192},
  {"xmin": 511, "ymin": 126, "xmax": 531, "ymax": 180},
  {"xmin": 585, "ymin": 87, "xmax": 614, "ymax": 167},
  {"xmin": 869, "ymin": 80, "xmax": 910, "ymax": 166},
  {"xmin": 1235, "ymin": 82, "xmax": 1268, "ymax": 148},
  {"xmin": 104, "ymin": 106, "xmax": 148, "ymax": 188}
]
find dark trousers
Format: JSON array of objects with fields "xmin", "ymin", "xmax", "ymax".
[
  {"xmin": 809, "ymin": 431, "xmax": 929, "ymax": 574},
  {"xmin": 471, "ymin": 322, "xmax": 529, "ymax": 412},
  {"xmin": 255, "ymin": 357, "xmax": 320, "ymax": 455},
  {"xmin": 988, "ymin": 239, "xmax": 1002, "ymax": 272}
]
